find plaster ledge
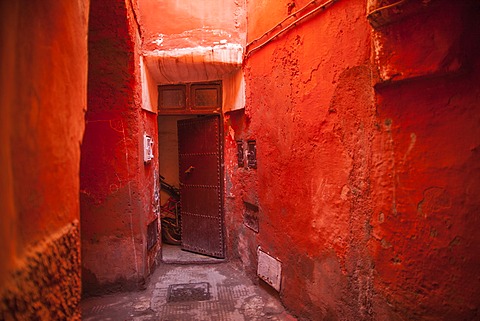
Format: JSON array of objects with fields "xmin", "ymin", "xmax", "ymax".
[{"xmin": 143, "ymin": 44, "xmax": 244, "ymax": 84}]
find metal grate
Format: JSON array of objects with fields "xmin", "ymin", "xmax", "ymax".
[
  {"xmin": 147, "ymin": 218, "xmax": 158, "ymax": 250},
  {"xmin": 243, "ymin": 201, "xmax": 259, "ymax": 233},
  {"xmin": 167, "ymin": 282, "xmax": 211, "ymax": 303}
]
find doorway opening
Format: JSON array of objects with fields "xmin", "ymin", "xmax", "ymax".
[{"xmin": 157, "ymin": 114, "xmax": 225, "ymax": 264}]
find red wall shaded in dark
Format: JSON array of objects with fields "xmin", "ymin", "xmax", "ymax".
[
  {"xmin": 225, "ymin": 0, "xmax": 480, "ymax": 320},
  {"xmin": 369, "ymin": 2, "xmax": 480, "ymax": 320},
  {"xmin": 81, "ymin": 0, "xmax": 159, "ymax": 295}
]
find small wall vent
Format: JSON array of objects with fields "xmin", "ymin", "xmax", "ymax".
[
  {"xmin": 147, "ymin": 218, "xmax": 158, "ymax": 250},
  {"xmin": 257, "ymin": 248, "xmax": 282, "ymax": 291}
]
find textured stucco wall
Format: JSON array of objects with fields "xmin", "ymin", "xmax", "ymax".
[
  {"xmin": 369, "ymin": 1, "xmax": 480, "ymax": 320},
  {"xmin": 0, "ymin": 0, "xmax": 89, "ymax": 318},
  {"xmin": 226, "ymin": 0, "xmax": 480, "ymax": 320},
  {"xmin": 138, "ymin": 0, "xmax": 246, "ymax": 50},
  {"xmin": 228, "ymin": 1, "xmax": 376, "ymax": 319},
  {"xmin": 81, "ymin": 0, "xmax": 160, "ymax": 295}
]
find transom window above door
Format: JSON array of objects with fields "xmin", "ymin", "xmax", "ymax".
[{"xmin": 158, "ymin": 81, "xmax": 221, "ymax": 115}]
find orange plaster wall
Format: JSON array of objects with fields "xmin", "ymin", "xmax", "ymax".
[
  {"xmin": 138, "ymin": 0, "xmax": 246, "ymax": 51},
  {"xmin": 0, "ymin": 0, "xmax": 89, "ymax": 318}
]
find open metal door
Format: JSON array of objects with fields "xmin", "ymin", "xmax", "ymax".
[{"xmin": 177, "ymin": 115, "xmax": 224, "ymax": 258}]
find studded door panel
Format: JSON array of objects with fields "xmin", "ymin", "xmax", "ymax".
[{"xmin": 177, "ymin": 116, "xmax": 224, "ymax": 258}]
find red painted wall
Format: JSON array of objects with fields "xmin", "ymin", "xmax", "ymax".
[
  {"xmin": 81, "ymin": 0, "xmax": 159, "ymax": 294},
  {"xmin": 0, "ymin": 0, "xmax": 89, "ymax": 318},
  {"xmin": 369, "ymin": 1, "xmax": 480, "ymax": 320},
  {"xmin": 225, "ymin": 0, "xmax": 480, "ymax": 320}
]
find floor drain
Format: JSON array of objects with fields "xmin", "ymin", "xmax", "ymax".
[{"xmin": 167, "ymin": 282, "xmax": 211, "ymax": 302}]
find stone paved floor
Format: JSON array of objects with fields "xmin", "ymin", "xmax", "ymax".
[{"xmin": 81, "ymin": 261, "xmax": 297, "ymax": 321}]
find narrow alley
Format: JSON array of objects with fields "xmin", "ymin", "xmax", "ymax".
[
  {"xmin": 1, "ymin": 0, "xmax": 480, "ymax": 320},
  {"xmin": 81, "ymin": 262, "xmax": 295, "ymax": 321}
]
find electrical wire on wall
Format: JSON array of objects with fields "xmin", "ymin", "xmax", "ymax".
[
  {"xmin": 366, "ymin": 0, "xmax": 437, "ymax": 29},
  {"xmin": 244, "ymin": 0, "xmax": 340, "ymax": 59},
  {"xmin": 367, "ymin": 0, "xmax": 407, "ymax": 18}
]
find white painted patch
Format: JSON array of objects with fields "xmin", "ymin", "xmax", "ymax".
[
  {"xmin": 228, "ymin": 126, "xmax": 235, "ymax": 140},
  {"xmin": 223, "ymin": 69, "xmax": 245, "ymax": 112},
  {"xmin": 152, "ymin": 34, "xmax": 164, "ymax": 46},
  {"xmin": 139, "ymin": 57, "xmax": 154, "ymax": 112},
  {"xmin": 257, "ymin": 248, "xmax": 282, "ymax": 292},
  {"xmin": 403, "ymin": 132, "xmax": 417, "ymax": 162}
]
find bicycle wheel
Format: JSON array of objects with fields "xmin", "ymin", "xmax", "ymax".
[{"xmin": 161, "ymin": 220, "xmax": 181, "ymax": 245}]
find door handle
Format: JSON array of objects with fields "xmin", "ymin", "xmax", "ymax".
[{"xmin": 185, "ymin": 166, "xmax": 195, "ymax": 174}]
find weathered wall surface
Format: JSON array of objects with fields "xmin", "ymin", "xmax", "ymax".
[
  {"xmin": 369, "ymin": 1, "xmax": 480, "ymax": 320},
  {"xmin": 0, "ymin": 0, "xmax": 89, "ymax": 319},
  {"xmin": 139, "ymin": 0, "xmax": 246, "ymax": 50},
  {"xmin": 138, "ymin": 0, "xmax": 245, "ymax": 85},
  {"xmin": 81, "ymin": 0, "xmax": 159, "ymax": 295},
  {"xmin": 226, "ymin": 0, "xmax": 480, "ymax": 320},
  {"xmin": 229, "ymin": 1, "xmax": 376, "ymax": 319}
]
